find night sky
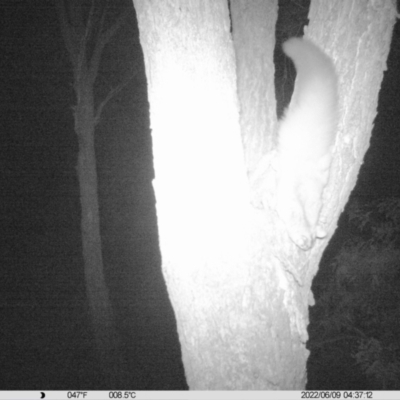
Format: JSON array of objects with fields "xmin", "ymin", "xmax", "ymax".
[{"xmin": 0, "ymin": 0, "xmax": 399, "ymax": 391}]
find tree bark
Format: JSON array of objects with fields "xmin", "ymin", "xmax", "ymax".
[{"xmin": 132, "ymin": 0, "xmax": 396, "ymax": 389}]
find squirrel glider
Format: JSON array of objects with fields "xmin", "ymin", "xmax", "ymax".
[{"xmin": 275, "ymin": 38, "xmax": 338, "ymax": 250}]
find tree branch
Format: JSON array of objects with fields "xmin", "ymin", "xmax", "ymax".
[
  {"xmin": 56, "ymin": 0, "xmax": 91, "ymax": 85},
  {"xmin": 308, "ymin": 334, "xmax": 363, "ymax": 350},
  {"xmin": 88, "ymin": 6, "xmax": 132, "ymax": 84},
  {"xmin": 55, "ymin": 0, "xmax": 77, "ymax": 66},
  {"xmin": 75, "ymin": 0, "xmax": 96, "ymax": 81},
  {"xmin": 94, "ymin": 75, "xmax": 135, "ymax": 126}
]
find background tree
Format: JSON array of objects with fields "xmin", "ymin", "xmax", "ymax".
[
  {"xmin": 56, "ymin": 0, "xmax": 131, "ymax": 368},
  {"xmin": 132, "ymin": 0, "xmax": 396, "ymax": 390}
]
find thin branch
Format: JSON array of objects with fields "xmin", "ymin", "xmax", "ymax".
[
  {"xmin": 94, "ymin": 75, "xmax": 135, "ymax": 126},
  {"xmin": 75, "ymin": 0, "xmax": 95, "ymax": 81},
  {"xmin": 101, "ymin": 8, "xmax": 131, "ymax": 46},
  {"xmin": 88, "ymin": 6, "xmax": 132, "ymax": 84},
  {"xmin": 56, "ymin": 0, "xmax": 90, "ymax": 84},
  {"xmin": 55, "ymin": 0, "xmax": 76, "ymax": 66},
  {"xmin": 308, "ymin": 334, "xmax": 363, "ymax": 350}
]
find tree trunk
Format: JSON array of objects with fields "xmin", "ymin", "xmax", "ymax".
[
  {"xmin": 74, "ymin": 82, "xmax": 117, "ymax": 369},
  {"xmin": 132, "ymin": 0, "xmax": 396, "ymax": 389}
]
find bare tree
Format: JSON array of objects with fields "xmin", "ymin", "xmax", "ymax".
[
  {"xmin": 55, "ymin": 0, "xmax": 131, "ymax": 366},
  {"xmin": 132, "ymin": 0, "xmax": 396, "ymax": 389}
]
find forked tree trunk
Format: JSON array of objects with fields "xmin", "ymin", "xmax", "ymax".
[
  {"xmin": 56, "ymin": 0, "xmax": 129, "ymax": 373},
  {"xmin": 132, "ymin": 0, "xmax": 396, "ymax": 389}
]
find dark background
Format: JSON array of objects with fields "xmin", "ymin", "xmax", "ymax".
[
  {"xmin": 1, "ymin": 0, "xmax": 187, "ymax": 389},
  {"xmin": 0, "ymin": 0, "xmax": 399, "ymax": 390}
]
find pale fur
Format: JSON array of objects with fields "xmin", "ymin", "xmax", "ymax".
[{"xmin": 276, "ymin": 38, "xmax": 338, "ymax": 250}]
